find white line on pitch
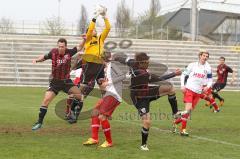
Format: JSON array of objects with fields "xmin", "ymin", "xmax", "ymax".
[{"xmin": 115, "ymin": 120, "xmax": 240, "ymax": 148}]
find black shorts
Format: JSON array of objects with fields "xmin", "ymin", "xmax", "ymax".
[
  {"xmin": 212, "ymin": 83, "xmax": 226, "ymax": 92},
  {"xmin": 131, "ymin": 91, "xmax": 160, "ymax": 117},
  {"xmin": 81, "ymin": 62, "xmax": 104, "ymax": 85},
  {"xmin": 47, "ymin": 79, "xmax": 75, "ymax": 95},
  {"xmin": 130, "ymin": 85, "xmax": 160, "ymax": 98}
]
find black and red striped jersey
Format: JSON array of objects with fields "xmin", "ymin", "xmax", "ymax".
[
  {"xmin": 216, "ymin": 64, "xmax": 233, "ymax": 84},
  {"xmin": 44, "ymin": 47, "xmax": 77, "ymax": 80}
]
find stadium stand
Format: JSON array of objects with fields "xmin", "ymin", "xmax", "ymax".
[{"xmin": 0, "ymin": 34, "xmax": 239, "ymax": 90}]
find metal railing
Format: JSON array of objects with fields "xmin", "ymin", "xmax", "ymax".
[
  {"xmin": 1, "ymin": 20, "xmax": 240, "ymax": 45},
  {"xmin": 0, "ymin": 20, "xmax": 199, "ymax": 39},
  {"xmin": 11, "ymin": 41, "xmax": 20, "ymax": 83}
]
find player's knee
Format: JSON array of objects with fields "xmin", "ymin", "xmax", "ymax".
[
  {"xmin": 141, "ymin": 114, "xmax": 151, "ymax": 128},
  {"xmin": 91, "ymin": 109, "xmax": 99, "ymax": 117},
  {"xmin": 98, "ymin": 114, "xmax": 107, "ymax": 121},
  {"xmin": 69, "ymin": 89, "xmax": 82, "ymax": 101},
  {"xmin": 159, "ymin": 84, "xmax": 174, "ymax": 96},
  {"xmin": 143, "ymin": 119, "xmax": 151, "ymax": 128},
  {"xmin": 72, "ymin": 89, "xmax": 82, "ymax": 100},
  {"xmin": 168, "ymin": 87, "xmax": 176, "ymax": 95},
  {"xmin": 185, "ymin": 103, "xmax": 193, "ymax": 111}
]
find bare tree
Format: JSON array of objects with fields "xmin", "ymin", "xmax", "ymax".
[
  {"xmin": 77, "ymin": 5, "xmax": 88, "ymax": 35},
  {"xmin": 115, "ymin": 0, "xmax": 132, "ymax": 37},
  {"xmin": 43, "ymin": 16, "xmax": 65, "ymax": 35},
  {"xmin": 149, "ymin": 0, "xmax": 161, "ymax": 18},
  {"xmin": 134, "ymin": 0, "xmax": 162, "ymax": 39},
  {"xmin": 139, "ymin": 0, "xmax": 161, "ymax": 25},
  {"xmin": 133, "ymin": 0, "xmax": 181, "ymax": 40},
  {"xmin": 0, "ymin": 17, "xmax": 15, "ymax": 34}
]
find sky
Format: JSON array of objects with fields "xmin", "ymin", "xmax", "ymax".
[
  {"xmin": 0, "ymin": 0, "xmax": 181, "ymax": 24},
  {"xmin": 1, "ymin": 0, "xmax": 239, "ymax": 26}
]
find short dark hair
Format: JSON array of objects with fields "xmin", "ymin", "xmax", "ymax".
[
  {"xmin": 219, "ymin": 56, "xmax": 225, "ymax": 61},
  {"xmin": 57, "ymin": 38, "xmax": 67, "ymax": 46},
  {"xmin": 135, "ymin": 52, "xmax": 150, "ymax": 62}
]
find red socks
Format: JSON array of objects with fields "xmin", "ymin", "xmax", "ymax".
[
  {"xmin": 181, "ymin": 114, "xmax": 190, "ymax": 130},
  {"xmin": 174, "ymin": 118, "xmax": 182, "ymax": 124},
  {"xmin": 101, "ymin": 119, "xmax": 112, "ymax": 144},
  {"xmin": 91, "ymin": 117, "xmax": 112, "ymax": 144},
  {"xmin": 209, "ymin": 98, "xmax": 219, "ymax": 111},
  {"xmin": 203, "ymin": 96, "xmax": 219, "ymax": 111},
  {"xmin": 91, "ymin": 116, "xmax": 100, "ymax": 140}
]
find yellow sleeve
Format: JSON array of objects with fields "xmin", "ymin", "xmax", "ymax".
[
  {"xmin": 86, "ymin": 21, "xmax": 96, "ymax": 43},
  {"xmin": 100, "ymin": 18, "xmax": 111, "ymax": 42}
]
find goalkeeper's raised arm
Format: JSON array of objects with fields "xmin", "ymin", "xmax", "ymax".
[{"xmin": 83, "ymin": 5, "xmax": 111, "ymax": 64}]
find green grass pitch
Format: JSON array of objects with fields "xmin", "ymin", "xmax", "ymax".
[{"xmin": 0, "ymin": 87, "xmax": 240, "ymax": 159}]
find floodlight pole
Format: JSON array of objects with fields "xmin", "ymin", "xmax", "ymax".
[
  {"xmin": 191, "ymin": 0, "xmax": 197, "ymax": 41},
  {"xmin": 132, "ymin": 0, "xmax": 134, "ymax": 18},
  {"xmin": 58, "ymin": 0, "xmax": 61, "ymax": 23}
]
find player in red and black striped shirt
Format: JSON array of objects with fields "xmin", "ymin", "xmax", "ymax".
[
  {"xmin": 212, "ymin": 57, "xmax": 236, "ymax": 106},
  {"xmin": 114, "ymin": 52, "xmax": 181, "ymax": 150},
  {"xmin": 32, "ymin": 38, "xmax": 85, "ymax": 130}
]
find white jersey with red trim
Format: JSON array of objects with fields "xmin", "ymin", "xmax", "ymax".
[
  {"xmin": 181, "ymin": 61, "xmax": 212, "ymax": 94},
  {"xmin": 104, "ymin": 62, "xmax": 126, "ymax": 102}
]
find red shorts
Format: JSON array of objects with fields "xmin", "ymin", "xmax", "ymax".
[
  {"xmin": 74, "ymin": 77, "xmax": 81, "ymax": 85},
  {"xmin": 183, "ymin": 88, "xmax": 201, "ymax": 109},
  {"xmin": 95, "ymin": 96, "xmax": 120, "ymax": 117}
]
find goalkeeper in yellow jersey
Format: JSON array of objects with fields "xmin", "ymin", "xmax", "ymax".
[{"xmin": 80, "ymin": 5, "xmax": 111, "ymax": 97}]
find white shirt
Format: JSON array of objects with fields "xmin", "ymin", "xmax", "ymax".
[
  {"xmin": 181, "ymin": 61, "xmax": 213, "ymax": 94},
  {"xmin": 70, "ymin": 68, "xmax": 82, "ymax": 79},
  {"xmin": 104, "ymin": 62, "xmax": 125, "ymax": 102}
]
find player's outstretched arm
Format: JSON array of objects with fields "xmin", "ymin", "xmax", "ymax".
[
  {"xmin": 109, "ymin": 74, "xmax": 126, "ymax": 85},
  {"xmin": 149, "ymin": 69, "xmax": 181, "ymax": 83},
  {"xmin": 113, "ymin": 54, "xmax": 135, "ymax": 68},
  {"xmin": 33, "ymin": 51, "xmax": 52, "ymax": 64},
  {"xmin": 32, "ymin": 55, "xmax": 45, "ymax": 64}
]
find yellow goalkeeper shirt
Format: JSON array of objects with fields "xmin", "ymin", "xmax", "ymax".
[{"xmin": 82, "ymin": 18, "xmax": 111, "ymax": 64}]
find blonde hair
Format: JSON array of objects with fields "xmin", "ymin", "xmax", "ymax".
[{"xmin": 198, "ymin": 49, "xmax": 209, "ymax": 57}]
